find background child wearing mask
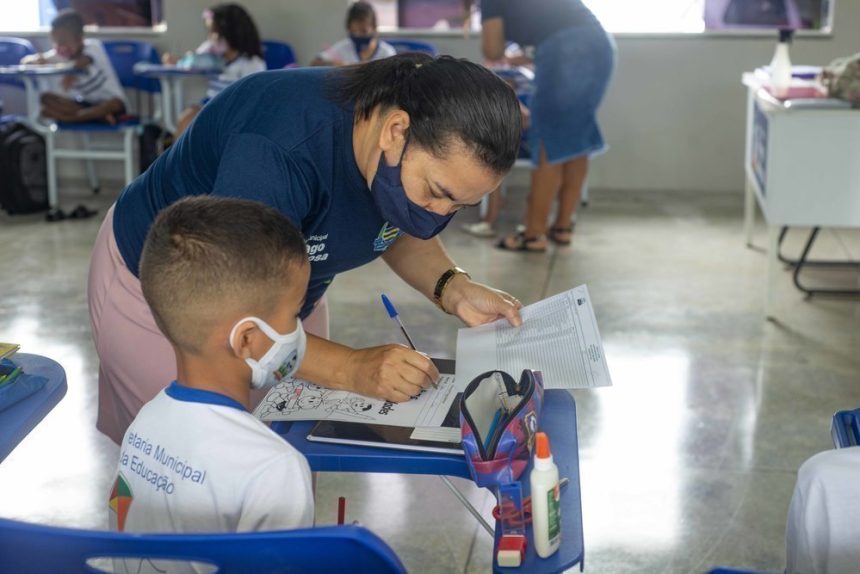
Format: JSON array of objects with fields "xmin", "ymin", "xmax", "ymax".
[
  {"xmin": 109, "ymin": 197, "xmax": 314, "ymax": 572},
  {"xmin": 312, "ymin": 1, "xmax": 397, "ymax": 66},
  {"xmin": 170, "ymin": 3, "xmax": 266, "ymax": 136}
]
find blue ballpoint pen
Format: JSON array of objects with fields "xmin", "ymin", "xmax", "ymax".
[{"xmin": 380, "ymin": 294, "xmax": 438, "ymax": 389}]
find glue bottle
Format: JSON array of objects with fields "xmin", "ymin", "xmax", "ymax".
[
  {"xmin": 770, "ymin": 28, "xmax": 793, "ymax": 98},
  {"xmin": 530, "ymin": 432, "xmax": 561, "ymax": 558}
]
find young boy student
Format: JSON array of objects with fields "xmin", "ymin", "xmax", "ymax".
[
  {"xmin": 312, "ymin": 1, "xmax": 396, "ymax": 66},
  {"xmin": 20, "ymin": 9, "xmax": 127, "ymax": 124},
  {"xmin": 109, "ymin": 197, "xmax": 314, "ymax": 548}
]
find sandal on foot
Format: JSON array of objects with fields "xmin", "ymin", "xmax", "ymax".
[
  {"xmin": 67, "ymin": 204, "xmax": 98, "ymax": 220},
  {"xmin": 495, "ymin": 232, "xmax": 546, "ymax": 252},
  {"xmin": 548, "ymin": 225, "xmax": 574, "ymax": 245}
]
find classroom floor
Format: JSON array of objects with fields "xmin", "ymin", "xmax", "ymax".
[{"xmin": 1, "ymin": 183, "xmax": 859, "ymax": 574}]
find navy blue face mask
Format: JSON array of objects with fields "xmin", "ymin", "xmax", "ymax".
[
  {"xmin": 350, "ymin": 34, "xmax": 374, "ymax": 56},
  {"xmin": 369, "ymin": 147, "xmax": 454, "ymax": 240}
]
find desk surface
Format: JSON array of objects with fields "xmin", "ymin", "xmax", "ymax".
[
  {"xmin": 0, "ymin": 353, "xmax": 67, "ymax": 463},
  {"xmin": 274, "ymin": 389, "xmax": 583, "ymax": 573},
  {"xmin": 133, "ymin": 63, "xmax": 220, "ymax": 77},
  {"xmin": 0, "ymin": 64, "xmax": 81, "ymax": 77}
]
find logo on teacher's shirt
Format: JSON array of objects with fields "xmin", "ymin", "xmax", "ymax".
[
  {"xmin": 306, "ymin": 234, "xmax": 329, "ymax": 263},
  {"xmin": 373, "ymin": 223, "xmax": 402, "ymax": 252}
]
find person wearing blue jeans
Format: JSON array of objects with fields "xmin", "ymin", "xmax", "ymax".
[{"xmin": 474, "ymin": 0, "xmax": 615, "ymax": 252}]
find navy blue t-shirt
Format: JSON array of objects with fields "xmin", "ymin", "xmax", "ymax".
[
  {"xmin": 113, "ymin": 68, "xmax": 401, "ymax": 319},
  {"xmin": 481, "ymin": 0, "xmax": 594, "ymax": 48}
]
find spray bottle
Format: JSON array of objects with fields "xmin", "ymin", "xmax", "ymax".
[
  {"xmin": 770, "ymin": 28, "xmax": 794, "ymax": 98},
  {"xmin": 530, "ymin": 432, "xmax": 561, "ymax": 558}
]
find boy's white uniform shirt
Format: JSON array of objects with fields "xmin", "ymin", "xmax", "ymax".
[
  {"xmin": 109, "ymin": 382, "xmax": 313, "ymax": 574},
  {"xmin": 785, "ymin": 448, "xmax": 860, "ymax": 574},
  {"xmin": 206, "ymin": 54, "xmax": 266, "ymax": 100},
  {"xmin": 317, "ymin": 38, "xmax": 397, "ymax": 65},
  {"xmin": 43, "ymin": 38, "xmax": 128, "ymax": 107}
]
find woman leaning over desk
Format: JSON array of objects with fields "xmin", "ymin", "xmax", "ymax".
[
  {"xmin": 88, "ymin": 53, "xmax": 525, "ymax": 443},
  {"xmin": 472, "ymin": 0, "xmax": 615, "ymax": 252}
]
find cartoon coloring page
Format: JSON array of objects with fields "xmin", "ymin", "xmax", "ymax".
[{"xmin": 253, "ymin": 374, "xmax": 461, "ymax": 428}]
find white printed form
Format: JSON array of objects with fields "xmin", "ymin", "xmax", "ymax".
[
  {"xmin": 455, "ymin": 285, "xmax": 612, "ymax": 390},
  {"xmin": 254, "ymin": 374, "xmax": 459, "ymax": 428}
]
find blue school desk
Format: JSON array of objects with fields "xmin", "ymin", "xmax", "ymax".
[
  {"xmin": 133, "ymin": 63, "xmax": 219, "ymax": 133},
  {"xmin": 0, "ymin": 353, "xmax": 67, "ymax": 463},
  {"xmin": 273, "ymin": 389, "xmax": 584, "ymax": 573}
]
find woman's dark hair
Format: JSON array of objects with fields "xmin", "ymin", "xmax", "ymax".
[
  {"xmin": 347, "ymin": 1, "xmax": 377, "ymax": 28},
  {"xmin": 210, "ymin": 3, "xmax": 263, "ymax": 59},
  {"xmin": 330, "ymin": 53, "xmax": 521, "ymax": 175}
]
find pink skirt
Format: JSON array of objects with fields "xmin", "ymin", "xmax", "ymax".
[{"xmin": 88, "ymin": 206, "xmax": 330, "ymax": 444}]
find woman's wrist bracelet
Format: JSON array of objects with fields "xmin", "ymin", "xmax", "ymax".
[{"xmin": 433, "ymin": 267, "xmax": 470, "ymax": 313}]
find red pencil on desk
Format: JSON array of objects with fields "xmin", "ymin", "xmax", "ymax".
[{"xmin": 337, "ymin": 496, "xmax": 346, "ymax": 525}]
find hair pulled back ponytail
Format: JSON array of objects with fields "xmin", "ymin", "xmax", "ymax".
[{"xmin": 329, "ymin": 53, "xmax": 520, "ymax": 175}]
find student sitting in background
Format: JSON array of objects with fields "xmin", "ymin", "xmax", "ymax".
[
  {"xmin": 21, "ymin": 9, "xmax": 127, "ymax": 124},
  {"xmin": 109, "ymin": 197, "xmax": 313, "ymax": 563},
  {"xmin": 312, "ymin": 1, "xmax": 396, "ymax": 66},
  {"xmin": 172, "ymin": 3, "xmax": 266, "ymax": 136},
  {"xmin": 785, "ymin": 447, "xmax": 860, "ymax": 573}
]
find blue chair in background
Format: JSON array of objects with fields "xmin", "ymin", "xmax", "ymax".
[
  {"xmin": 0, "ymin": 37, "xmax": 36, "ymax": 89},
  {"xmin": 262, "ymin": 40, "xmax": 296, "ymax": 70},
  {"xmin": 44, "ymin": 40, "xmax": 159, "ymax": 211},
  {"xmin": 831, "ymin": 407, "xmax": 860, "ymax": 448},
  {"xmin": 385, "ymin": 38, "xmax": 438, "ymax": 57},
  {"xmin": 0, "ymin": 518, "xmax": 407, "ymax": 574}
]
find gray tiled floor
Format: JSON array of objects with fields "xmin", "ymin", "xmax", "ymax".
[{"xmin": 1, "ymin": 183, "xmax": 859, "ymax": 573}]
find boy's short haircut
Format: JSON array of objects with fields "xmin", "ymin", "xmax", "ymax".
[
  {"xmin": 347, "ymin": 1, "xmax": 377, "ymax": 28},
  {"xmin": 51, "ymin": 9, "xmax": 85, "ymax": 37},
  {"xmin": 140, "ymin": 197, "xmax": 307, "ymax": 354}
]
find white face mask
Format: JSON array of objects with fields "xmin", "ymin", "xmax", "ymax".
[{"xmin": 229, "ymin": 317, "xmax": 306, "ymax": 390}]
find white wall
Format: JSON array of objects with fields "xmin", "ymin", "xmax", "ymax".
[{"xmin": 4, "ymin": 1, "xmax": 859, "ymax": 193}]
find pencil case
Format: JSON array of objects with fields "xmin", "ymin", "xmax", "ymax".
[
  {"xmin": 460, "ymin": 369, "xmax": 544, "ymax": 488},
  {"xmin": 0, "ymin": 359, "xmax": 46, "ymax": 413}
]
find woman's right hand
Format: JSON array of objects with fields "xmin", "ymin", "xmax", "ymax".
[
  {"xmin": 344, "ymin": 345, "xmax": 439, "ymax": 402},
  {"xmin": 161, "ymin": 52, "xmax": 180, "ymax": 65}
]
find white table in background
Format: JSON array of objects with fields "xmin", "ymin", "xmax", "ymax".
[{"xmin": 742, "ymin": 72, "xmax": 860, "ymax": 319}]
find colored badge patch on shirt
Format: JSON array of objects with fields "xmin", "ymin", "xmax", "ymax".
[
  {"xmin": 109, "ymin": 473, "xmax": 133, "ymax": 532},
  {"xmin": 373, "ymin": 222, "xmax": 402, "ymax": 252}
]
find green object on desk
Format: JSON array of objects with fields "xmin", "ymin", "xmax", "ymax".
[{"xmin": 0, "ymin": 367, "xmax": 23, "ymax": 388}]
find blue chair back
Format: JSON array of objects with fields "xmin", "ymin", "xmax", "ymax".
[
  {"xmin": 0, "ymin": 518, "xmax": 407, "ymax": 574},
  {"xmin": 386, "ymin": 39, "xmax": 438, "ymax": 57},
  {"xmin": 0, "ymin": 37, "xmax": 36, "ymax": 89},
  {"xmin": 262, "ymin": 40, "xmax": 296, "ymax": 70},
  {"xmin": 102, "ymin": 40, "xmax": 160, "ymax": 93},
  {"xmin": 832, "ymin": 407, "xmax": 860, "ymax": 448}
]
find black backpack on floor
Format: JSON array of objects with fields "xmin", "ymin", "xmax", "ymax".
[{"xmin": 0, "ymin": 118, "xmax": 49, "ymax": 215}]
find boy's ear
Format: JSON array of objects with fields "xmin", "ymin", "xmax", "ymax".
[{"xmin": 229, "ymin": 321, "xmax": 257, "ymax": 360}]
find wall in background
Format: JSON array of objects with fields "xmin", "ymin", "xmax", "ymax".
[{"xmin": 2, "ymin": 1, "xmax": 858, "ymax": 194}]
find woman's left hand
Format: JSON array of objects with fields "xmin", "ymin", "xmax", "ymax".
[{"xmin": 441, "ymin": 274, "xmax": 523, "ymax": 327}]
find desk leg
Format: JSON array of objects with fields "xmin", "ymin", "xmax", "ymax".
[
  {"xmin": 765, "ymin": 225, "xmax": 779, "ymax": 320},
  {"xmin": 438, "ymin": 476, "xmax": 494, "ymax": 536},
  {"xmin": 744, "ymin": 177, "xmax": 756, "ymax": 248},
  {"xmin": 159, "ymin": 79, "xmax": 177, "ymax": 134}
]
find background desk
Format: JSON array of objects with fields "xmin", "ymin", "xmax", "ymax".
[
  {"xmin": 0, "ymin": 65, "xmax": 82, "ymax": 126},
  {"xmin": 133, "ymin": 63, "xmax": 218, "ymax": 133},
  {"xmin": 274, "ymin": 389, "xmax": 583, "ymax": 573},
  {"xmin": 742, "ymin": 73, "xmax": 860, "ymax": 318},
  {"xmin": 0, "ymin": 353, "xmax": 67, "ymax": 463}
]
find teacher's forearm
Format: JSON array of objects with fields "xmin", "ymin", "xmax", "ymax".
[
  {"xmin": 381, "ymin": 235, "xmax": 457, "ymax": 300},
  {"xmin": 295, "ymin": 334, "xmax": 356, "ymax": 391}
]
